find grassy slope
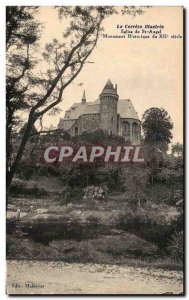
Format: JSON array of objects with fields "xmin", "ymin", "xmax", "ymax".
[{"xmin": 7, "ymin": 176, "xmax": 183, "ymax": 270}]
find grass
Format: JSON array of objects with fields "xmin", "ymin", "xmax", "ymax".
[
  {"xmin": 6, "ymin": 235, "xmax": 183, "ymax": 271},
  {"xmin": 7, "ymin": 176, "xmax": 183, "ymax": 271}
]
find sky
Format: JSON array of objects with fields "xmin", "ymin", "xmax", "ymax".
[{"xmin": 35, "ymin": 6, "xmax": 183, "ymax": 144}]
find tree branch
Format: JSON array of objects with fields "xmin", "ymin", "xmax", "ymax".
[{"xmin": 31, "ymin": 26, "xmax": 95, "ymax": 112}]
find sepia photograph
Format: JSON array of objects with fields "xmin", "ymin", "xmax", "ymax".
[{"xmin": 6, "ymin": 5, "xmax": 184, "ymax": 295}]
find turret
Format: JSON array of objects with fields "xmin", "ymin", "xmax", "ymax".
[
  {"xmin": 99, "ymin": 79, "xmax": 119, "ymax": 135},
  {"xmin": 82, "ymin": 90, "xmax": 86, "ymax": 104}
]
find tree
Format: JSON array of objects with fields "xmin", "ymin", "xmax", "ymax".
[
  {"xmin": 142, "ymin": 108, "xmax": 173, "ymax": 152},
  {"xmin": 19, "ymin": 123, "xmax": 37, "ymax": 136},
  {"xmin": 172, "ymin": 142, "xmax": 183, "ymax": 157},
  {"xmin": 6, "ymin": 6, "xmax": 116, "ymax": 191},
  {"xmin": 120, "ymin": 165, "xmax": 149, "ymax": 207},
  {"xmin": 6, "ymin": 6, "xmax": 41, "ymax": 185},
  {"xmin": 6, "ymin": 6, "xmax": 149, "ymax": 192}
]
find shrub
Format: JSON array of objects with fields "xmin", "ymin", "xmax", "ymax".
[
  {"xmin": 72, "ymin": 129, "xmax": 125, "ymax": 145},
  {"xmin": 167, "ymin": 231, "xmax": 183, "ymax": 261},
  {"xmin": 83, "ymin": 185, "xmax": 108, "ymax": 201},
  {"xmin": 117, "ymin": 207, "xmax": 176, "ymax": 250},
  {"xmin": 59, "ymin": 186, "xmax": 84, "ymax": 204},
  {"xmin": 86, "ymin": 215, "xmax": 100, "ymax": 225},
  {"xmin": 10, "ymin": 182, "xmax": 48, "ymax": 198},
  {"xmin": 17, "ymin": 162, "xmax": 37, "ymax": 180}
]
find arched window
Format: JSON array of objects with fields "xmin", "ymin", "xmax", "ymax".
[
  {"xmin": 123, "ymin": 121, "xmax": 130, "ymax": 136},
  {"xmin": 122, "ymin": 121, "xmax": 130, "ymax": 142},
  {"xmin": 132, "ymin": 122, "xmax": 138, "ymax": 136}
]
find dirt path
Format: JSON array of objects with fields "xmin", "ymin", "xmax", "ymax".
[{"xmin": 6, "ymin": 260, "xmax": 183, "ymax": 295}]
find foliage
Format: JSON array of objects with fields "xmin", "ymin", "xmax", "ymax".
[
  {"xmin": 6, "ymin": 7, "xmax": 41, "ymax": 179},
  {"xmin": 120, "ymin": 164, "xmax": 149, "ymax": 207},
  {"xmin": 83, "ymin": 185, "xmax": 108, "ymax": 201},
  {"xmin": 142, "ymin": 142, "xmax": 183, "ymax": 185},
  {"xmin": 157, "ymin": 168, "xmax": 183, "ymax": 184},
  {"xmin": 7, "ymin": 6, "xmax": 150, "ymax": 190},
  {"xmin": 167, "ymin": 231, "xmax": 183, "ymax": 261},
  {"xmin": 142, "ymin": 108, "xmax": 173, "ymax": 152},
  {"xmin": 6, "ymin": 6, "xmax": 116, "ymax": 190},
  {"xmin": 172, "ymin": 143, "xmax": 183, "ymax": 157},
  {"xmin": 72, "ymin": 129, "xmax": 125, "ymax": 145},
  {"xmin": 117, "ymin": 207, "xmax": 180, "ymax": 251},
  {"xmin": 10, "ymin": 181, "xmax": 48, "ymax": 198},
  {"xmin": 58, "ymin": 186, "xmax": 84, "ymax": 204},
  {"xmin": 121, "ymin": 6, "xmax": 151, "ymax": 17},
  {"xmin": 17, "ymin": 162, "xmax": 37, "ymax": 180}
]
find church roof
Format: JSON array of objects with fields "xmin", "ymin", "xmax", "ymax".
[
  {"xmin": 118, "ymin": 99, "xmax": 139, "ymax": 120},
  {"xmin": 59, "ymin": 81, "xmax": 139, "ymax": 131},
  {"xmin": 64, "ymin": 102, "xmax": 100, "ymax": 120},
  {"xmin": 60, "ymin": 98, "xmax": 139, "ymax": 129}
]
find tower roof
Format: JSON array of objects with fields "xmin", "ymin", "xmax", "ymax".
[
  {"xmin": 105, "ymin": 79, "xmax": 113, "ymax": 88},
  {"xmin": 100, "ymin": 79, "xmax": 118, "ymax": 96},
  {"xmin": 82, "ymin": 90, "xmax": 86, "ymax": 100},
  {"xmin": 82, "ymin": 90, "xmax": 86, "ymax": 103}
]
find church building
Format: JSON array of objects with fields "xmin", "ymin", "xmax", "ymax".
[{"xmin": 58, "ymin": 79, "xmax": 141, "ymax": 144}]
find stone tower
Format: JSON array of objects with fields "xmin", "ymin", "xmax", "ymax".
[{"xmin": 99, "ymin": 79, "xmax": 118, "ymax": 135}]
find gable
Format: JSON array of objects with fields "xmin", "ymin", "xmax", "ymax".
[{"xmin": 118, "ymin": 99, "xmax": 139, "ymax": 120}]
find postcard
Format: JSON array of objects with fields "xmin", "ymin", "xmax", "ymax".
[{"xmin": 6, "ymin": 6, "xmax": 184, "ymax": 295}]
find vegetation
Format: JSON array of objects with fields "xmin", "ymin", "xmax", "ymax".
[
  {"xmin": 6, "ymin": 6, "xmax": 149, "ymax": 191},
  {"xmin": 6, "ymin": 7, "xmax": 116, "ymax": 190},
  {"xmin": 6, "ymin": 6, "xmax": 183, "ymax": 270},
  {"xmin": 172, "ymin": 142, "xmax": 183, "ymax": 157},
  {"xmin": 7, "ymin": 128, "xmax": 183, "ymax": 269},
  {"xmin": 142, "ymin": 107, "xmax": 173, "ymax": 151}
]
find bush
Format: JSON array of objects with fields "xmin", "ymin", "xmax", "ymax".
[
  {"xmin": 167, "ymin": 231, "xmax": 183, "ymax": 261},
  {"xmin": 117, "ymin": 207, "xmax": 177, "ymax": 250},
  {"xmin": 83, "ymin": 185, "xmax": 108, "ymax": 201},
  {"xmin": 86, "ymin": 215, "xmax": 100, "ymax": 225},
  {"xmin": 72, "ymin": 129, "xmax": 125, "ymax": 145},
  {"xmin": 10, "ymin": 182, "xmax": 48, "ymax": 198},
  {"xmin": 17, "ymin": 162, "xmax": 37, "ymax": 180},
  {"xmin": 59, "ymin": 186, "xmax": 84, "ymax": 204}
]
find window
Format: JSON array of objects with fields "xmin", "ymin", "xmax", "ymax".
[
  {"xmin": 132, "ymin": 122, "xmax": 138, "ymax": 135},
  {"xmin": 123, "ymin": 121, "xmax": 130, "ymax": 135},
  {"xmin": 122, "ymin": 121, "xmax": 130, "ymax": 142}
]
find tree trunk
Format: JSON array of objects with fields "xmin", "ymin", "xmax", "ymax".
[
  {"xmin": 6, "ymin": 114, "xmax": 36, "ymax": 192},
  {"xmin": 6, "ymin": 104, "xmax": 14, "ymax": 174}
]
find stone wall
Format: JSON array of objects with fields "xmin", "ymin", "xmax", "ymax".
[
  {"xmin": 69, "ymin": 114, "xmax": 100, "ymax": 135},
  {"xmin": 62, "ymin": 112, "xmax": 141, "ymax": 143}
]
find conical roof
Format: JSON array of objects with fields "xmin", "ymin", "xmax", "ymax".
[
  {"xmin": 100, "ymin": 79, "xmax": 118, "ymax": 96},
  {"xmin": 105, "ymin": 79, "xmax": 113, "ymax": 88},
  {"xmin": 82, "ymin": 90, "xmax": 86, "ymax": 103},
  {"xmin": 82, "ymin": 90, "xmax": 86, "ymax": 100}
]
